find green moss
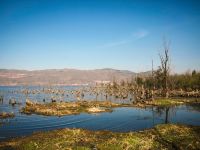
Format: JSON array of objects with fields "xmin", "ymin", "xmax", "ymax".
[{"xmin": 0, "ymin": 124, "xmax": 199, "ymax": 150}]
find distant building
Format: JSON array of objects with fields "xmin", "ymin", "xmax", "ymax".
[{"xmin": 94, "ymin": 80, "xmax": 111, "ymax": 85}]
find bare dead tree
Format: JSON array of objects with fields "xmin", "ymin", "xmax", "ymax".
[{"xmin": 159, "ymin": 39, "xmax": 170, "ymax": 98}]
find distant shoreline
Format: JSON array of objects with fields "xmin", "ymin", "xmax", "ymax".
[
  {"xmin": 0, "ymin": 84, "xmax": 90, "ymax": 87},
  {"xmin": 0, "ymin": 68, "xmax": 149, "ymax": 86}
]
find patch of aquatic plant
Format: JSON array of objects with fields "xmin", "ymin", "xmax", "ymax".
[
  {"xmin": 0, "ymin": 112, "xmax": 15, "ymax": 119},
  {"xmin": 0, "ymin": 124, "xmax": 199, "ymax": 150}
]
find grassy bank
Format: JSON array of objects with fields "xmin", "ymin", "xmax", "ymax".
[{"xmin": 0, "ymin": 124, "xmax": 199, "ymax": 150}]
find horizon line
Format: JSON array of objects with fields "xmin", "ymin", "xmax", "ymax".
[{"xmin": 0, "ymin": 67, "xmax": 199, "ymax": 74}]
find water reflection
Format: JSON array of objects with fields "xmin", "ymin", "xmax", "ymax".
[{"xmin": 152, "ymin": 106, "xmax": 172, "ymax": 124}]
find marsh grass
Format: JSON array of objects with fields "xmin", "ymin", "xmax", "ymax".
[
  {"xmin": 21, "ymin": 99, "xmax": 123, "ymax": 116},
  {"xmin": 0, "ymin": 124, "xmax": 199, "ymax": 150}
]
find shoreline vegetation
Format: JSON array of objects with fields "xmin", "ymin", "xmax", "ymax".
[
  {"xmin": 0, "ymin": 124, "xmax": 199, "ymax": 150},
  {"xmin": 20, "ymin": 98, "xmax": 200, "ymax": 116}
]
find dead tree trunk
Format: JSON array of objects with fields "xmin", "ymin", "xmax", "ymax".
[{"xmin": 159, "ymin": 39, "xmax": 170, "ymax": 98}]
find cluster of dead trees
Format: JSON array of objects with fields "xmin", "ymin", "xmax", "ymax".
[{"xmin": 102, "ymin": 39, "xmax": 200, "ymax": 100}]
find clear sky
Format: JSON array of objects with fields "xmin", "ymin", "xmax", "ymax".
[{"xmin": 0, "ymin": 0, "xmax": 199, "ymax": 73}]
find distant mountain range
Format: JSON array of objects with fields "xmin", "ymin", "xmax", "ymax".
[{"xmin": 0, "ymin": 68, "xmax": 151, "ymax": 86}]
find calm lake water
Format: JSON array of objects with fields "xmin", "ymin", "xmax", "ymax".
[{"xmin": 0, "ymin": 86, "xmax": 200, "ymax": 141}]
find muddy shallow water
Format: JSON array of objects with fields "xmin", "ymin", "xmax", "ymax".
[{"xmin": 0, "ymin": 86, "xmax": 200, "ymax": 141}]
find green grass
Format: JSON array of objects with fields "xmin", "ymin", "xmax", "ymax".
[
  {"xmin": 0, "ymin": 124, "xmax": 199, "ymax": 150},
  {"xmin": 152, "ymin": 98, "xmax": 184, "ymax": 106},
  {"xmin": 150, "ymin": 98, "xmax": 200, "ymax": 107}
]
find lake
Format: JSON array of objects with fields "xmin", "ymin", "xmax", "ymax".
[{"xmin": 0, "ymin": 86, "xmax": 200, "ymax": 141}]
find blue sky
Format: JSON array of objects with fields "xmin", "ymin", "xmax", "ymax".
[{"xmin": 0, "ymin": 0, "xmax": 199, "ymax": 73}]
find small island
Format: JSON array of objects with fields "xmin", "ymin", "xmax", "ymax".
[{"xmin": 21, "ymin": 99, "xmax": 123, "ymax": 116}]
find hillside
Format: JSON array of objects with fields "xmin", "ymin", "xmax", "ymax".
[{"xmin": 0, "ymin": 68, "xmax": 151, "ymax": 86}]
